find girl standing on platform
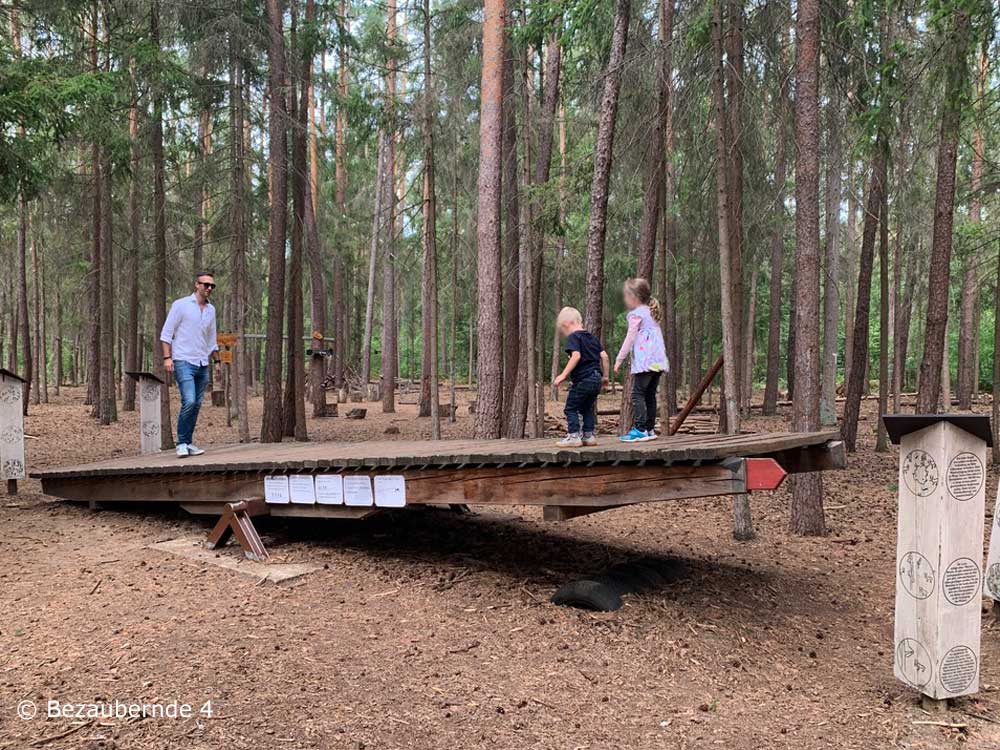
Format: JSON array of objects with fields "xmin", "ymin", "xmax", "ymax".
[{"xmin": 614, "ymin": 278, "xmax": 668, "ymax": 442}]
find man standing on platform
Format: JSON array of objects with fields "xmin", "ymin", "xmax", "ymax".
[{"xmin": 160, "ymin": 272, "xmax": 221, "ymax": 458}]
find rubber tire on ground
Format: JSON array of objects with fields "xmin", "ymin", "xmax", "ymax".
[{"xmin": 550, "ymin": 579, "xmax": 623, "ymax": 611}]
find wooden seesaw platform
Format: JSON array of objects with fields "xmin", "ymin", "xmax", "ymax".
[{"xmin": 32, "ymin": 430, "xmax": 844, "ymax": 562}]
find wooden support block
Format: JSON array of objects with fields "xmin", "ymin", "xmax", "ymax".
[
  {"xmin": 0, "ymin": 369, "xmax": 26, "ymax": 486},
  {"xmin": 346, "ymin": 408, "xmax": 367, "ymax": 420},
  {"xmin": 543, "ymin": 505, "xmax": 620, "ymax": 522}
]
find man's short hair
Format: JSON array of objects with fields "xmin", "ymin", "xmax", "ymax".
[{"xmin": 194, "ymin": 271, "xmax": 215, "ymax": 283}]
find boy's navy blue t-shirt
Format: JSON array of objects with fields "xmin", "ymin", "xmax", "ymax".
[{"xmin": 565, "ymin": 330, "xmax": 604, "ymax": 383}]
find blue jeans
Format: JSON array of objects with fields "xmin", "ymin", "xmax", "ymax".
[
  {"xmin": 174, "ymin": 360, "xmax": 209, "ymax": 445},
  {"xmin": 564, "ymin": 370, "xmax": 602, "ymax": 434}
]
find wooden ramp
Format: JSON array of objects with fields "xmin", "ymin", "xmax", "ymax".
[{"xmin": 32, "ymin": 431, "xmax": 845, "ymax": 561}]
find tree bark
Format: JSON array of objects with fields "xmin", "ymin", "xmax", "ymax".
[
  {"xmin": 916, "ymin": 9, "xmax": 971, "ymax": 414},
  {"xmin": 876, "ymin": 188, "xmax": 889, "ymax": 451},
  {"xmin": 150, "ymin": 0, "xmax": 173, "ymax": 448},
  {"xmin": 474, "ymin": 0, "xmax": 507, "ymax": 438},
  {"xmin": 420, "ymin": 0, "xmax": 440, "ymax": 438},
  {"xmin": 583, "ymin": 0, "xmax": 630, "ymax": 343},
  {"xmin": 123, "ymin": 61, "xmax": 141, "ymax": 412},
  {"xmin": 381, "ymin": 0, "xmax": 399, "ymax": 414},
  {"xmin": 500, "ymin": 28, "xmax": 519, "ymax": 420},
  {"xmin": 790, "ymin": 0, "xmax": 824, "ymax": 536},
  {"xmin": 230, "ymin": 29, "xmax": 250, "ymax": 443},
  {"xmin": 762, "ymin": 70, "xmax": 788, "ymax": 416},
  {"xmin": 820, "ymin": 85, "xmax": 842, "ymax": 425},
  {"xmin": 712, "ymin": 0, "xmax": 739, "ymax": 433},
  {"xmin": 361, "ymin": 134, "xmax": 386, "ymax": 388},
  {"xmin": 98, "ymin": 149, "xmax": 116, "ymax": 424},
  {"xmin": 261, "ymin": 0, "xmax": 289, "ymax": 443}
]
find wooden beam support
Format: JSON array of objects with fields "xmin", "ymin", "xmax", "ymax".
[
  {"xmin": 543, "ymin": 505, "xmax": 623, "ymax": 521},
  {"xmin": 206, "ymin": 499, "xmax": 270, "ymax": 562},
  {"xmin": 767, "ymin": 439, "xmax": 846, "ymax": 474}
]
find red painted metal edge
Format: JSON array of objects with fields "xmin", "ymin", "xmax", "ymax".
[{"xmin": 745, "ymin": 457, "xmax": 787, "ymax": 491}]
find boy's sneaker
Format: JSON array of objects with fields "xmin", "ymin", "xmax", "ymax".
[
  {"xmin": 176, "ymin": 444, "xmax": 189, "ymax": 458},
  {"xmin": 186, "ymin": 444, "xmax": 206, "ymax": 456},
  {"xmin": 556, "ymin": 433, "xmax": 583, "ymax": 448},
  {"xmin": 619, "ymin": 427, "xmax": 648, "ymax": 443},
  {"xmin": 582, "ymin": 432, "xmax": 598, "ymax": 446}
]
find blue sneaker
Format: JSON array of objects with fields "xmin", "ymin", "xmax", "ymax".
[{"xmin": 619, "ymin": 427, "xmax": 647, "ymax": 442}]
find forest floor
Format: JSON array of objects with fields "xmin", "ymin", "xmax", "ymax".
[{"xmin": 2, "ymin": 384, "xmax": 1000, "ymax": 749}]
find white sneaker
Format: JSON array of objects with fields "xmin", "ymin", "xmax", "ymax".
[
  {"xmin": 186, "ymin": 444, "xmax": 205, "ymax": 456},
  {"xmin": 556, "ymin": 433, "xmax": 583, "ymax": 448},
  {"xmin": 176, "ymin": 444, "xmax": 189, "ymax": 458}
]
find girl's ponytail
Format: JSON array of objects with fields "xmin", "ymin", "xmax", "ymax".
[{"xmin": 648, "ymin": 297, "xmax": 662, "ymax": 323}]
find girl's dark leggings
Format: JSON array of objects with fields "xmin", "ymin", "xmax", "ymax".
[{"xmin": 631, "ymin": 371, "xmax": 661, "ymax": 432}]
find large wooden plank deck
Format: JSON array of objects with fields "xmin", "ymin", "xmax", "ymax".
[
  {"xmin": 32, "ymin": 430, "xmax": 845, "ymax": 560},
  {"xmin": 33, "ymin": 430, "xmax": 841, "ymax": 479}
]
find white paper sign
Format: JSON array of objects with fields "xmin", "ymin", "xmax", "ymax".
[
  {"xmin": 289, "ymin": 475, "xmax": 316, "ymax": 504},
  {"xmin": 374, "ymin": 475, "xmax": 406, "ymax": 507},
  {"xmin": 343, "ymin": 475, "xmax": 374, "ymax": 506},
  {"xmin": 315, "ymin": 475, "xmax": 344, "ymax": 505},
  {"xmin": 264, "ymin": 475, "xmax": 290, "ymax": 504}
]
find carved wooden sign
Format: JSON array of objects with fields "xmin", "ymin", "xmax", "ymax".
[
  {"xmin": 126, "ymin": 371, "xmax": 164, "ymax": 455},
  {"xmin": 885, "ymin": 415, "xmax": 988, "ymax": 701},
  {"xmin": 0, "ymin": 369, "xmax": 26, "ymax": 483}
]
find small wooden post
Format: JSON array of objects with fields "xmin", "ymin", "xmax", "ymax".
[
  {"xmin": 0, "ymin": 368, "xmax": 27, "ymax": 495},
  {"xmin": 126, "ymin": 371, "xmax": 165, "ymax": 455},
  {"xmin": 985, "ymin": 469, "xmax": 1000, "ymax": 611},
  {"xmin": 884, "ymin": 414, "xmax": 990, "ymax": 703}
]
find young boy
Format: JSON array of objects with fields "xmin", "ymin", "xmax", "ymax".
[{"xmin": 553, "ymin": 307, "xmax": 609, "ymax": 447}]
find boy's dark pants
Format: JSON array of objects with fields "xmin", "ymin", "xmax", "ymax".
[
  {"xmin": 564, "ymin": 371, "xmax": 602, "ymax": 434},
  {"xmin": 631, "ymin": 371, "xmax": 661, "ymax": 432}
]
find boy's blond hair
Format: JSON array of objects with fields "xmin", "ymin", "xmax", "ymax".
[{"xmin": 557, "ymin": 306, "xmax": 583, "ymax": 328}]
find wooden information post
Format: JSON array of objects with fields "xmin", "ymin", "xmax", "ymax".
[
  {"xmin": 985, "ymin": 478, "xmax": 1000, "ymax": 609},
  {"xmin": 0, "ymin": 368, "xmax": 26, "ymax": 495},
  {"xmin": 126, "ymin": 371, "xmax": 165, "ymax": 455},
  {"xmin": 883, "ymin": 414, "xmax": 990, "ymax": 703}
]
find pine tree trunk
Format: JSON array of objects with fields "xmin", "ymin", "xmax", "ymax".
[
  {"xmin": 725, "ymin": 0, "xmax": 744, "ymax": 416},
  {"xmin": 473, "ymin": 0, "xmax": 507, "ymax": 439},
  {"xmin": 789, "ymin": 0, "xmax": 824, "ymax": 536},
  {"xmin": 381, "ymin": 0, "xmax": 399, "ymax": 415},
  {"xmin": 333, "ymin": 0, "xmax": 349, "ymax": 389},
  {"xmin": 123, "ymin": 65, "xmax": 141, "ymax": 413},
  {"xmin": 916, "ymin": 9, "xmax": 971, "ymax": 414},
  {"xmin": 820, "ymin": 87, "xmax": 842, "ymax": 425},
  {"xmin": 876, "ymin": 189, "xmax": 890, "ymax": 451},
  {"xmin": 362, "ymin": 135, "xmax": 387, "ymax": 388},
  {"xmin": 762, "ymin": 73, "xmax": 787, "ymax": 416},
  {"xmin": 421, "ymin": 0, "xmax": 440, "ymax": 439},
  {"xmin": 261, "ymin": 0, "xmax": 289, "ymax": 443},
  {"xmin": 583, "ymin": 0, "xmax": 630, "ymax": 342},
  {"xmin": 712, "ymin": 0, "xmax": 739, "ymax": 433},
  {"xmin": 230, "ymin": 31, "xmax": 250, "ymax": 443},
  {"xmin": 30, "ymin": 214, "xmax": 42, "ymax": 406},
  {"xmin": 150, "ymin": 0, "xmax": 173, "ymax": 448},
  {"xmin": 500, "ymin": 31, "xmax": 519, "ymax": 420},
  {"xmin": 98, "ymin": 150, "xmax": 116, "ymax": 424}
]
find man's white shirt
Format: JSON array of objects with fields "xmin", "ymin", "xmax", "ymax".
[{"xmin": 159, "ymin": 294, "xmax": 219, "ymax": 366}]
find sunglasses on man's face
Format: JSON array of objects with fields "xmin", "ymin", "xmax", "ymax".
[{"xmin": 199, "ymin": 282, "xmax": 216, "ymax": 290}]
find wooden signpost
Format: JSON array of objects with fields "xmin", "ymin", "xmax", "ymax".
[
  {"xmin": 985, "ymin": 479, "xmax": 1000, "ymax": 612},
  {"xmin": 126, "ymin": 371, "xmax": 165, "ymax": 455},
  {"xmin": 883, "ymin": 414, "xmax": 990, "ymax": 704},
  {"xmin": 0, "ymin": 368, "xmax": 26, "ymax": 495}
]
